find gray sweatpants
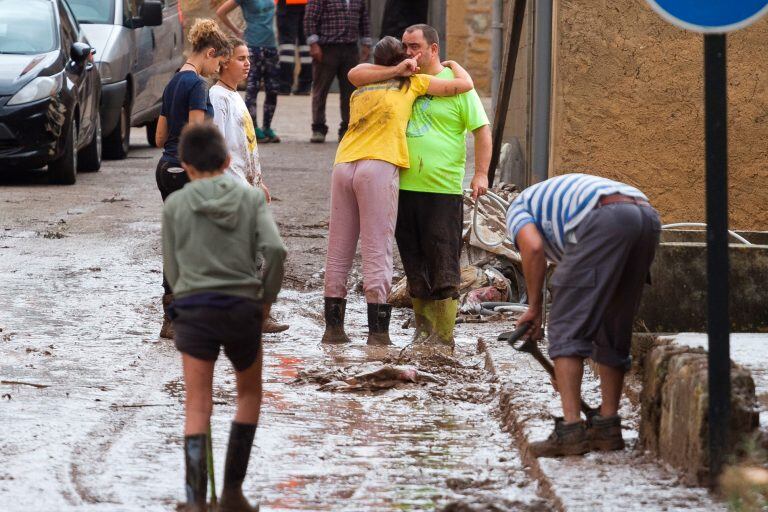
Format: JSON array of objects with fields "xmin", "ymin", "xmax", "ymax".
[{"xmin": 547, "ymin": 203, "xmax": 660, "ymax": 369}]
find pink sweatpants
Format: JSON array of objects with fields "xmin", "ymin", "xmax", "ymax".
[{"xmin": 324, "ymin": 160, "xmax": 399, "ymax": 303}]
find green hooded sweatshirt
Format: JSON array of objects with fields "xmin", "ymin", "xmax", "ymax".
[{"xmin": 162, "ymin": 174, "xmax": 286, "ymax": 303}]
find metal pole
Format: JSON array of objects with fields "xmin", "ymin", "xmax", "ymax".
[
  {"xmin": 491, "ymin": 0, "xmax": 504, "ymax": 114},
  {"xmin": 704, "ymin": 33, "xmax": 730, "ymax": 483},
  {"xmin": 489, "ymin": 0, "xmax": 528, "ymax": 186},
  {"xmin": 530, "ymin": 0, "xmax": 553, "ymax": 184}
]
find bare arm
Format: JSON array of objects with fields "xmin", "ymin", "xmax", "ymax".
[
  {"xmin": 515, "ymin": 224, "xmax": 547, "ymax": 340},
  {"xmin": 426, "ymin": 60, "xmax": 473, "ymax": 96},
  {"xmin": 348, "ymin": 55, "xmax": 420, "ymax": 87},
  {"xmin": 188, "ymin": 110, "xmax": 206, "ymax": 125},
  {"xmin": 156, "ymin": 115, "xmax": 168, "ymax": 148},
  {"xmin": 469, "ymin": 124, "xmax": 491, "ymax": 199},
  {"xmin": 216, "ymin": 0, "xmax": 244, "ymax": 38}
]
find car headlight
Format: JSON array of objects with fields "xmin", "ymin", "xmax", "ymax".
[
  {"xmin": 95, "ymin": 61, "xmax": 113, "ymax": 83},
  {"xmin": 8, "ymin": 74, "xmax": 64, "ymax": 105}
]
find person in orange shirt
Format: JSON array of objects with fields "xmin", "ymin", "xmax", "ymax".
[
  {"xmin": 275, "ymin": 0, "xmax": 312, "ymax": 94},
  {"xmin": 321, "ymin": 37, "xmax": 473, "ymax": 346}
]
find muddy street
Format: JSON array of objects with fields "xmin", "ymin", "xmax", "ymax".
[{"xmin": 0, "ymin": 96, "xmax": 549, "ymax": 511}]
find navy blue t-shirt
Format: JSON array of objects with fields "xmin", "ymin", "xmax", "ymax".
[{"xmin": 160, "ymin": 71, "xmax": 214, "ymax": 165}]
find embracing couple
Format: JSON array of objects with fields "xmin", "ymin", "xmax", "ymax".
[{"xmin": 321, "ymin": 24, "xmax": 492, "ymax": 349}]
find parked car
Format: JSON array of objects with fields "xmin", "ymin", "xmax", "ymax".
[
  {"xmin": 0, "ymin": 0, "xmax": 102, "ymax": 184},
  {"xmin": 67, "ymin": 0, "xmax": 185, "ymax": 159}
]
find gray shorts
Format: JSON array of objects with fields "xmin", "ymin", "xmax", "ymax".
[{"xmin": 547, "ymin": 203, "xmax": 660, "ymax": 369}]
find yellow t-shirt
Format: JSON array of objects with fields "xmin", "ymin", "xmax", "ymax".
[{"xmin": 334, "ymin": 74, "xmax": 432, "ymax": 168}]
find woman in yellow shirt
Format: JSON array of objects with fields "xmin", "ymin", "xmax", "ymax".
[{"xmin": 321, "ymin": 36, "xmax": 473, "ymax": 346}]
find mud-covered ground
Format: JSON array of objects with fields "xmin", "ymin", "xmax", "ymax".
[{"xmin": 0, "ymin": 95, "xmax": 546, "ymax": 511}]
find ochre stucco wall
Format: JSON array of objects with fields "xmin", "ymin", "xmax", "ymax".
[
  {"xmin": 551, "ymin": 0, "xmax": 768, "ymax": 230},
  {"xmin": 446, "ymin": 0, "xmax": 493, "ymax": 96}
]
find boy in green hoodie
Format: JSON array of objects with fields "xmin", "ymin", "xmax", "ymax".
[{"xmin": 162, "ymin": 123, "xmax": 286, "ymax": 512}]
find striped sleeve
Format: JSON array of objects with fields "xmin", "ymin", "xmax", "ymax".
[{"xmin": 506, "ymin": 195, "xmax": 534, "ymax": 249}]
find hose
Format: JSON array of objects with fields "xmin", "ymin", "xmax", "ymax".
[
  {"xmin": 463, "ymin": 189, "xmax": 512, "ymax": 248},
  {"xmin": 662, "ymin": 222, "xmax": 752, "ymax": 245}
]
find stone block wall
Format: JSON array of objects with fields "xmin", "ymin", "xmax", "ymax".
[
  {"xmin": 446, "ymin": 0, "xmax": 493, "ymax": 96},
  {"xmin": 640, "ymin": 341, "xmax": 760, "ymax": 485}
]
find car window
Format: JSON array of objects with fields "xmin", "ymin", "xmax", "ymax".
[
  {"xmin": 0, "ymin": 0, "xmax": 57, "ymax": 54},
  {"xmin": 58, "ymin": 0, "xmax": 79, "ymax": 47},
  {"xmin": 67, "ymin": 0, "xmax": 115, "ymax": 24},
  {"xmin": 60, "ymin": 0, "xmax": 81, "ymax": 32}
]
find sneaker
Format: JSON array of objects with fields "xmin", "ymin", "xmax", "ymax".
[
  {"xmin": 586, "ymin": 414, "xmax": 625, "ymax": 451},
  {"xmin": 310, "ymin": 131, "xmax": 326, "ymax": 143},
  {"xmin": 529, "ymin": 418, "xmax": 590, "ymax": 458},
  {"xmin": 262, "ymin": 128, "xmax": 281, "ymax": 143},
  {"xmin": 256, "ymin": 127, "xmax": 267, "ymax": 142}
]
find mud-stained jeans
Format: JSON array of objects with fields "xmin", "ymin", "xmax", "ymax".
[
  {"xmin": 324, "ymin": 160, "xmax": 399, "ymax": 303},
  {"xmin": 311, "ymin": 44, "xmax": 358, "ymax": 136}
]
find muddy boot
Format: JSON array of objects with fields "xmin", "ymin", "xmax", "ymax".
[
  {"xmin": 160, "ymin": 293, "xmax": 175, "ymax": 339},
  {"xmin": 218, "ymin": 422, "xmax": 259, "ymax": 512},
  {"xmin": 367, "ymin": 303, "xmax": 392, "ymax": 345},
  {"xmin": 422, "ymin": 298, "xmax": 458, "ymax": 348},
  {"xmin": 586, "ymin": 414, "xmax": 625, "ymax": 452},
  {"xmin": 262, "ymin": 315, "xmax": 289, "ymax": 334},
  {"xmin": 410, "ymin": 298, "xmax": 433, "ymax": 344},
  {"xmin": 321, "ymin": 297, "xmax": 351, "ymax": 344},
  {"xmin": 529, "ymin": 418, "xmax": 590, "ymax": 458},
  {"xmin": 179, "ymin": 434, "xmax": 207, "ymax": 512}
]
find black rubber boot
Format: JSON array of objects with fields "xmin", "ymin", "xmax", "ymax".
[
  {"xmin": 367, "ymin": 303, "xmax": 392, "ymax": 345},
  {"xmin": 180, "ymin": 434, "xmax": 207, "ymax": 512},
  {"xmin": 321, "ymin": 297, "xmax": 351, "ymax": 344},
  {"xmin": 218, "ymin": 422, "xmax": 259, "ymax": 512}
]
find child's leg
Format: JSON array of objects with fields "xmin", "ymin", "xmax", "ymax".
[
  {"xmin": 324, "ymin": 162, "xmax": 360, "ymax": 299},
  {"xmin": 354, "ymin": 160, "xmax": 399, "ymax": 303},
  {"xmin": 182, "ymin": 354, "xmax": 215, "ymax": 435},
  {"xmin": 234, "ymin": 346, "xmax": 263, "ymax": 424}
]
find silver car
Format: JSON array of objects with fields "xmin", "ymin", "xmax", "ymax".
[{"xmin": 66, "ymin": 0, "xmax": 184, "ymax": 159}]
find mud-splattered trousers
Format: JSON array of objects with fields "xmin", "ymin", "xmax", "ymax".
[
  {"xmin": 311, "ymin": 44, "xmax": 358, "ymax": 136},
  {"xmin": 324, "ymin": 160, "xmax": 400, "ymax": 304},
  {"xmin": 245, "ymin": 46, "xmax": 280, "ymax": 130},
  {"xmin": 276, "ymin": 3, "xmax": 312, "ymax": 93}
]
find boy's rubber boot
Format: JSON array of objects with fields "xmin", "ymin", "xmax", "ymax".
[
  {"xmin": 529, "ymin": 418, "xmax": 590, "ymax": 458},
  {"xmin": 586, "ymin": 414, "xmax": 625, "ymax": 451},
  {"xmin": 160, "ymin": 293, "xmax": 175, "ymax": 339},
  {"xmin": 367, "ymin": 303, "xmax": 393, "ymax": 345},
  {"xmin": 410, "ymin": 298, "xmax": 433, "ymax": 344},
  {"xmin": 180, "ymin": 434, "xmax": 207, "ymax": 512},
  {"xmin": 321, "ymin": 297, "xmax": 351, "ymax": 344},
  {"xmin": 218, "ymin": 422, "xmax": 260, "ymax": 512},
  {"xmin": 422, "ymin": 298, "xmax": 459, "ymax": 348}
]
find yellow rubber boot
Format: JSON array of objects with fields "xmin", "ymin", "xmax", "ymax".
[
  {"xmin": 423, "ymin": 298, "xmax": 458, "ymax": 348},
  {"xmin": 411, "ymin": 298, "xmax": 433, "ymax": 344}
]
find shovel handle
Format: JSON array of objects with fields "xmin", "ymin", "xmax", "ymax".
[{"xmin": 498, "ymin": 322, "xmax": 532, "ymax": 348}]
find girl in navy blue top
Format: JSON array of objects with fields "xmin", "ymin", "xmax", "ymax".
[{"xmin": 157, "ymin": 19, "xmax": 231, "ymax": 342}]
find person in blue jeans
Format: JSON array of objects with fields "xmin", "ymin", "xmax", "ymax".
[
  {"xmin": 155, "ymin": 18, "xmax": 231, "ymax": 339},
  {"xmin": 218, "ymin": 0, "xmax": 282, "ymax": 143}
]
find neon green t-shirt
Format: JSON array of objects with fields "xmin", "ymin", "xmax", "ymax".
[{"xmin": 400, "ymin": 67, "xmax": 490, "ymax": 195}]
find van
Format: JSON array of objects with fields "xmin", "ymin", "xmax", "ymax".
[{"xmin": 67, "ymin": 0, "xmax": 185, "ymax": 159}]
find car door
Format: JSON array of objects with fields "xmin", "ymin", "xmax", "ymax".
[
  {"xmin": 59, "ymin": 0, "xmax": 96, "ymax": 147},
  {"xmin": 126, "ymin": 0, "xmax": 155, "ymax": 116}
]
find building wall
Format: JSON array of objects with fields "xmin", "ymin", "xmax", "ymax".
[
  {"xmin": 446, "ymin": 0, "xmax": 494, "ymax": 95},
  {"xmin": 550, "ymin": 0, "xmax": 768, "ymax": 230}
]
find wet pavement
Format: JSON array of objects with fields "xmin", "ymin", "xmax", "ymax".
[{"xmin": 0, "ymin": 98, "xmax": 547, "ymax": 511}]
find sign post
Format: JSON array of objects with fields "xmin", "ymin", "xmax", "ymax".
[{"xmin": 645, "ymin": 0, "xmax": 768, "ymax": 481}]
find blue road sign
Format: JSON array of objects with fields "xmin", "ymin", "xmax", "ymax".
[{"xmin": 646, "ymin": 0, "xmax": 768, "ymax": 33}]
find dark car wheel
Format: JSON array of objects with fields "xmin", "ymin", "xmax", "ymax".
[
  {"xmin": 49, "ymin": 116, "xmax": 78, "ymax": 185},
  {"xmin": 78, "ymin": 114, "xmax": 102, "ymax": 172},
  {"xmin": 103, "ymin": 102, "xmax": 130, "ymax": 159},
  {"xmin": 145, "ymin": 119, "xmax": 158, "ymax": 148}
]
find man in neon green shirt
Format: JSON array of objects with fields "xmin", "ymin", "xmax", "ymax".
[{"xmin": 348, "ymin": 24, "xmax": 492, "ymax": 349}]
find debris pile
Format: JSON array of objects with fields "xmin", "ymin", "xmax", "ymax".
[{"xmin": 292, "ymin": 362, "xmax": 445, "ymax": 392}]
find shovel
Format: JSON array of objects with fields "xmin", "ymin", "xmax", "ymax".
[{"xmin": 498, "ymin": 323, "xmax": 595, "ymax": 416}]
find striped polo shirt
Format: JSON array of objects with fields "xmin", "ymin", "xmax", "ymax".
[{"xmin": 505, "ymin": 174, "xmax": 648, "ymax": 262}]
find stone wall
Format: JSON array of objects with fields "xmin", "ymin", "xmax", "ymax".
[
  {"xmin": 550, "ymin": 0, "xmax": 768, "ymax": 230},
  {"xmin": 446, "ymin": 0, "xmax": 493, "ymax": 95}
]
